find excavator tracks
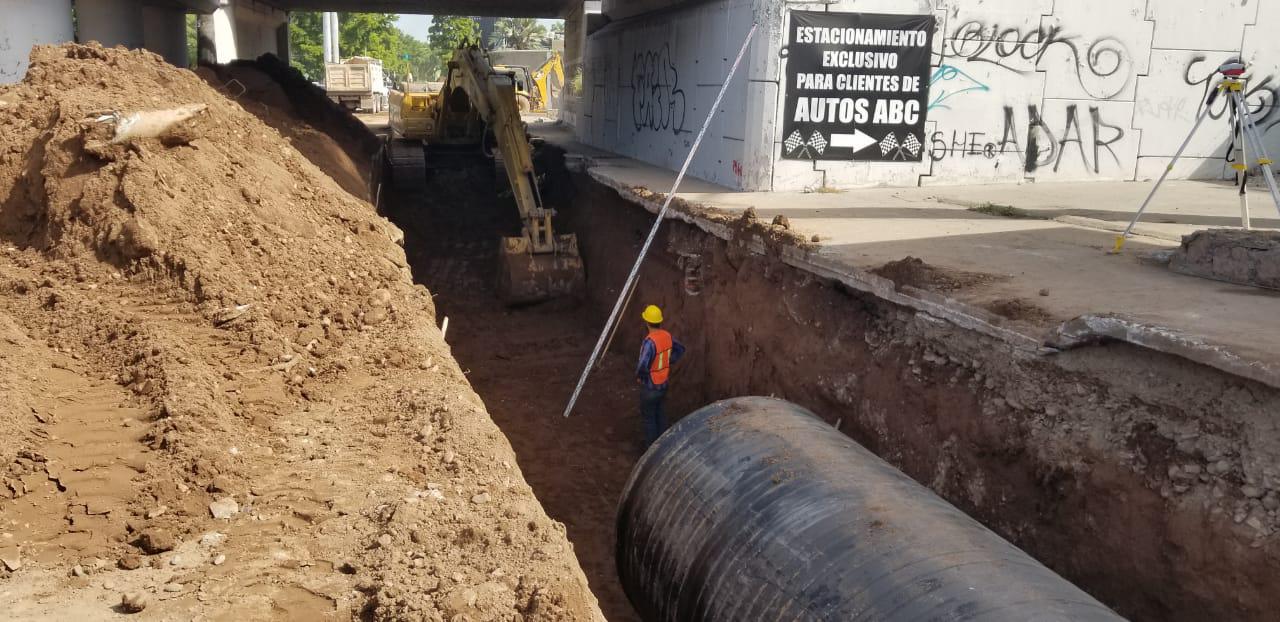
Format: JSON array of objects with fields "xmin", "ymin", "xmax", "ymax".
[{"xmin": 386, "ymin": 137, "xmax": 427, "ymax": 190}]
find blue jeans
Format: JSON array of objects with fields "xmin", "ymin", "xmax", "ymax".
[{"xmin": 640, "ymin": 386, "xmax": 668, "ymax": 447}]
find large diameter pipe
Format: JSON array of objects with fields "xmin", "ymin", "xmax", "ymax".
[{"xmin": 616, "ymin": 397, "xmax": 1125, "ymax": 622}]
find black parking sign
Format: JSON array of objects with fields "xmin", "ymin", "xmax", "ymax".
[{"xmin": 781, "ymin": 11, "xmax": 935, "ymax": 162}]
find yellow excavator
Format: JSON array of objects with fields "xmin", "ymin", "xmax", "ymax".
[
  {"xmin": 531, "ymin": 51, "xmax": 565, "ymax": 112},
  {"xmin": 491, "ymin": 51, "xmax": 564, "ymax": 113},
  {"xmin": 387, "ymin": 46, "xmax": 583, "ymax": 304}
]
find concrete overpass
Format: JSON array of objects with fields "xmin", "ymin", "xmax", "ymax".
[
  {"xmin": 1, "ymin": 0, "xmax": 686, "ymax": 84},
  {"xmin": 18, "ymin": 0, "xmax": 1262, "ymax": 194}
]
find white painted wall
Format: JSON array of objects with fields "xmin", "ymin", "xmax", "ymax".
[
  {"xmin": 0, "ymin": 0, "xmax": 73, "ymax": 84},
  {"xmin": 577, "ymin": 0, "xmax": 1280, "ymax": 191},
  {"xmin": 577, "ymin": 0, "xmax": 764, "ymax": 190}
]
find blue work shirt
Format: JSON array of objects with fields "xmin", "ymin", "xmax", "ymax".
[{"xmin": 636, "ymin": 333, "xmax": 686, "ymax": 391}]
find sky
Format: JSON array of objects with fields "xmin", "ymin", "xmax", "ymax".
[{"xmin": 395, "ymin": 15, "xmax": 562, "ymax": 40}]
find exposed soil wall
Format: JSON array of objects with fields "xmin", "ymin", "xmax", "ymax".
[
  {"xmin": 540, "ymin": 149, "xmax": 1280, "ymax": 621},
  {"xmin": 376, "ymin": 144, "xmax": 647, "ymax": 621}
]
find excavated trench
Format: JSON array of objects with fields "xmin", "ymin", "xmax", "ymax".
[
  {"xmin": 380, "ymin": 140, "xmax": 1280, "ymax": 622},
  {"xmin": 380, "ymin": 159, "xmax": 646, "ymax": 621}
]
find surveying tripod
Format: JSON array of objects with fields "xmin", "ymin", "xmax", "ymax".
[{"xmin": 1115, "ymin": 61, "xmax": 1280, "ymax": 251}]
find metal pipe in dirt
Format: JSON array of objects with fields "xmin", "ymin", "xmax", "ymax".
[
  {"xmin": 562, "ymin": 22, "xmax": 759, "ymax": 418},
  {"xmin": 617, "ymin": 397, "xmax": 1125, "ymax": 621}
]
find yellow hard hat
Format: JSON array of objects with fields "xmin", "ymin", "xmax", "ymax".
[{"xmin": 641, "ymin": 304, "xmax": 663, "ymax": 324}]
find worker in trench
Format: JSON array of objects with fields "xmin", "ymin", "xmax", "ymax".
[{"xmin": 636, "ymin": 305, "xmax": 686, "ymax": 447}]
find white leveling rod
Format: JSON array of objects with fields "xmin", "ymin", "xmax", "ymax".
[
  {"xmin": 1114, "ymin": 60, "xmax": 1280, "ymax": 252},
  {"xmin": 562, "ymin": 22, "xmax": 760, "ymax": 419}
]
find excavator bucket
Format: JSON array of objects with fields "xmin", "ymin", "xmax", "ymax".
[{"xmin": 497, "ymin": 234, "xmax": 585, "ymax": 305}]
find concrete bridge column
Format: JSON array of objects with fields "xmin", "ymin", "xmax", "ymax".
[
  {"xmin": 77, "ymin": 0, "xmax": 146, "ymax": 50},
  {"xmin": 559, "ymin": 1, "xmax": 596, "ymax": 127},
  {"xmin": 207, "ymin": 0, "xmax": 288, "ymax": 64},
  {"xmin": 142, "ymin": 4, "xmax": 189, "ymax": 67},
  {"xmin": 196, "ymin": 13, "xmax": 218, "ymax": 65},
  {"xmin": 0, "ymin": 0, "xmax": 74, "ymax": 83},
  {"xmin": 211, "ymin": 2, "xmax": 238, "ymax": 63}
]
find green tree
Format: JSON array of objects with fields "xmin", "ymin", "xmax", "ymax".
[
  {"xmin": 398, "ymin": 36, "xmax": 434, "ymax": 82},
  {"xmin": 548, "ymin": 21, "xmax": 564, "ymax": 47},
  {"xmin": 339, "ymin": 12, "xmax": 403, "ymax": 76},
  {"xmin": 186, "ymin": 14, "xmax": 197, "ymax": 67},
  {"xmin": 288, "ymin": 12, "xmax": 436, "ymax": 83},
  {"xmin": 427, "ymin": 16, "xmax": 480, "ymax": 79},
  {"xmin": 489, "ymin": 18, "xmax": 547, "ymax": 50},
  {"xmin": 289, "ymin": 12, "xmax": 325, "ymax": 80}
]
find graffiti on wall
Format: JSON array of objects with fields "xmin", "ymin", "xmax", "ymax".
[
  {"xmin": 1182, "ymin": 55, "xmax": 1280, "ymax": 135},
  {"xmin": 931, "ymin": 104, "xmax": 1126, "ymax": 174},
  {"xmin": 945, "ymin": 21, "xmax": 1133, "ymax": 100},
  {"xmin": 928, "ymin": 64, "xmax": 990, "ymax": 111},
  {"xmin": 631, "ymin": 43, "xmax": 687, "ymax": 134}
]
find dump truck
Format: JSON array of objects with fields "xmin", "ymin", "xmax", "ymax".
[{"xmin": 325, "ymin": 56, "xmax": 387, "ymax": 113}]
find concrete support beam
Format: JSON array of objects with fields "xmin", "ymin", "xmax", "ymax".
[
  {"xmin": 190, "ymin": 1, "xmax": 287, "ymax": 65},
  {"xmin": 77, "ymin": 0, "xmax": 146, "ymax": 50},
  {"xmin": 224, "ymin": 0, "xmax": 289, "ymax": 62},
  {"xmin": 601, "ymin": 0, "xmax": 682, "ymax": 23},
  {"xmin": 0, "ymin": 0, "xmax": 74, "ymax": 83},
  {"xmin": 212, "ymin": 3, "xmax": 238, "ymax": 63},
  {"xmin": 322, "ymin": 8, "xmax": 333, "ymax": 63},
  {"xmin": 325, "ymin": 11, "xmax": 335, "ymax": 60},
  {"xmin": 276, "ymin": 21, "xmax": 290, "ymax": 64},
  {"xmin": 560, "ymin": 2, "xmax": 586, "ymax": 126},
  {"xmin": 196, "ymin": 13, "xmax": 217, "ymax": 65},
  {"xmin": 142, "ymin": 4, "xmax": 189, "ymax": 67}
]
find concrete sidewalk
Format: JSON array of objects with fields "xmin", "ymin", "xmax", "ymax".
[{"xmin": 533, "ymin": 122, "xmax": 1280, "ymax": 389}]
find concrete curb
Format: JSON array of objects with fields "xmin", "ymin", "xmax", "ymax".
[
  {"xmin": 1046, "ymin": 314, "xmax": 1280, "ymax": 390},
  {"xmin": 929, "ymin": 194, "xmax": 1187, "ymax": 243},
  {"xmin": 1051, "ymin": 215, "xmax": 1185, "ymax": 243}
]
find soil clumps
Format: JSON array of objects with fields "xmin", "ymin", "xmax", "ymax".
[{"xmin": 0, "ymin": 43, "xmax": 601, "ymax": 621}]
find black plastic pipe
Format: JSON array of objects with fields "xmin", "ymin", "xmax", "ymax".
[{"xmin": 616, "ymin": 397, "xmax": 1124, "ymax": 622}]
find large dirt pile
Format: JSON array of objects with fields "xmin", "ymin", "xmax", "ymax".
[
  {"xmin": 196, "ymin": 54, "xmax": 378, "ymax": 201},
  {"xmin": 0, "ymin": 43, "xmax": 602, "ymax": 621}
]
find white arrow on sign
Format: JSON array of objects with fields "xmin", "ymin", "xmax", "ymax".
[{"xmin": 830, "ymin": 129, "xmax": 877, "ymax": 153}]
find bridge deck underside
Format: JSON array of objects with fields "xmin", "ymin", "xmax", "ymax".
[{"xmin": 256, "ymin": 0, "xmax": 571, "ymax": 17}]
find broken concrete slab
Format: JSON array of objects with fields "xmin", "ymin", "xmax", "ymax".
[{"xmin": 1171, "ymin": 229, "xmax": 1280, "ymax": 290}]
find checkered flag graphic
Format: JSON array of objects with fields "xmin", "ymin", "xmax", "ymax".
[
  {"xmin": 784, "ymin": 130, "xmax": 805, "ymax": 154},
  {"xmin": 785, "ymin": 129, "xmax": 829, "ymax": 158},
  {"xmin": 808, "ymin": 130, "xmax": 828, "ymax": 155},
  {"xmin": 879, "ymin": 132, "xmax": 898, "ymax": 156},
  {"xmin": 902, "ymin": 133, "xmax": 921, "ymax": 157}
]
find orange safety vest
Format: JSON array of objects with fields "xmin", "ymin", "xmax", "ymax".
[{"xmin": 646, "ymin": 329, "xmax": 674, "ymax": 386}]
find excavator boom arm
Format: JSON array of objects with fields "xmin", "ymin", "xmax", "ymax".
[
  {"xmin": 430, "ymin": 46, "xmax": 583, "ymax": 304},
  {"xmin": 444, "ymin": 48, "xmax": 555, "ymax": 252}
]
